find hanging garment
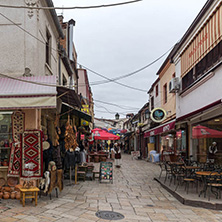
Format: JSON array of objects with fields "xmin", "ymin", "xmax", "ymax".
[
  {"xmin": 64, "ymin": 150, "xmax": 76, "ymax": 169},
  {"xmin": 52, "ymin": 145, "xmax": 62, "ymax": 169}
]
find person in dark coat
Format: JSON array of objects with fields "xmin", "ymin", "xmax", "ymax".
[{"xmin": 114, "ymin": 143, "xmax": 122, "ymax": 167}]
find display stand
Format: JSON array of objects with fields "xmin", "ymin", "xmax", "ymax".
[
  {"xmin": 99, "ymin": 162, "xmax": 113, "ymax": 184},
  {"xmin": 66, "ymin": 166, "xmax": 75, "ymax": 186}
]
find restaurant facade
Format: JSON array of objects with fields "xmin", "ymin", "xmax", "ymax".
[{"xmin": 172, "ymin": 0, "xmax": 222, "ymax": 164}]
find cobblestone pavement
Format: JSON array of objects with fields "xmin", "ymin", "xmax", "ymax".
[{"xmin": 1, "ymin": 154, "xmax": 222, "ymax": 222}]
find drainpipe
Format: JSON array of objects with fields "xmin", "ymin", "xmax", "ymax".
[{"xmin": 68, "ymin": 19, "xmax": 75, "ymax": 60}]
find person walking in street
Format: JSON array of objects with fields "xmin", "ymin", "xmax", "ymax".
[{"xmin": 114, "ymin": 143, "xmax": 122, "ymax": 167}]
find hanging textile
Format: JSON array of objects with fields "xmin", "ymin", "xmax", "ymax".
[
  {"xmin": 12, "ymin": 111, "xmax": 25, "ymax": 142},
  {"xmin": 21, "ymin": 130, "xmax": 43, "ymax": 179},
  {"xmin": 7, "ymin": 142, "xmax": 21, "ymax": 177}
]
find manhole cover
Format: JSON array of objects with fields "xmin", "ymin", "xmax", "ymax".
[{"xmin": 95, "ymin": 211, "xmax": 125, "ymax": 220}]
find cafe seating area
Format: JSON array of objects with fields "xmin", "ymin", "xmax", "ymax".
[
  {"xmin": 88, "ymin": 151, "xmax": 109, "ymax": 163},
  {"xmin": 156, "ymin": 158, "xmax": 222, "ymax": 210}
]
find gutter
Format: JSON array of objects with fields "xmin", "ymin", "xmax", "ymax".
[{"xmin": 46, "ymin": 0, "xmax": 64, "ymax": 38}]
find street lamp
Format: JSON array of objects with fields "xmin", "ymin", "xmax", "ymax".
[{"xmin": 115, "ymin": 113, "xmax": 120, "ymax": 120}]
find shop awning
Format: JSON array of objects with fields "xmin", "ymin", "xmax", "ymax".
[
  {"xmin": 61, "ymin": 103, "xmax": 92, "ymax": 122},
  {"xmin": 144, "ymin": 119, "xmax": 176, "ymax": 138},
  {"xmin": 92, "ymin": 128, "xmax": 120, "ymax": 140},
  {"xmin": 0, "ymin": 75, "xmax": 57, "ymax": 109},
  {"xmin": 57, "ymin": 86, "xmax": 81, "ymax": 108},
  {"xmin": 192, "ymin": 125, "xmax": 222, "ymax": 138}
]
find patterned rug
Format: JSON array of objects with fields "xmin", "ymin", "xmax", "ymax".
[
  {"xmin": 7, "ymin": 142, "xmax": 21, "ymax": 177},
  {"xmin": 12, "ymin": 111, "xmax": 25, "ymax": 142},
  {"xmin": 21, "ymin": 130, "xmax": 43, "ymax": 179}
]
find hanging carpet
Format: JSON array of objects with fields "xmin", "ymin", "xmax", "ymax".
[
  {"xmin": 12, "ymin": 111, "xmax": 25, "ymax": 142},
  {"xmin": 7, "ymin": 142, "xmax": 21, "ymax": 177},
  {"xmin": 21, "ymin": 130, "xmax": 43, "ymax": 179}
]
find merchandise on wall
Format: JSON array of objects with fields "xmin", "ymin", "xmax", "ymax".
[{"xmin": 21, "ymin": 130, "xmax": 43, "ymax": 179}]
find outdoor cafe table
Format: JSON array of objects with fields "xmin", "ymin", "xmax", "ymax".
[
  {"xmin": 168, "ymin": 162, "xmax": 184, "ymax": 166},
  {"xmin": 183, "ymin": 166, "xmax": 200, "ymax": 177},
  {"xmin": 195, "ymin": 171, "xmax": 222, "ymax": 197},
  {"xmin": 89, "ymin": 152, "xmax": 109, "ymax": 162}
]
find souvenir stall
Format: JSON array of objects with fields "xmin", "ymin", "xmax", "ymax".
[{"xmin": 0, "ymin": 76, "xmax": 65, "ymax": 202}]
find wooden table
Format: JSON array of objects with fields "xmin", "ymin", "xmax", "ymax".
[
  {"xmin": 89, "ymin": 153, "xmax": 109, "ymax": 162},
  {"xmin": 195, "ymin": 171, "xmax": 222, "ymax": 197},
  {"xmin": 196, "ymin": 171, "xmax": 221, "ymax": 176},
  {"xmin": 168, "ymin": 162, "xmax": 184, "ymax": 166},
  {"xmin": 19, "ymin": 187, "xmax": 39, "ymax": 207},
  {"xmin": 183, "ymin": 166, "xmax": 200, "ymax": 177}
]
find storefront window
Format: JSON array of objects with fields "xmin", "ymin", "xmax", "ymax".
[
  {"xmin": 192, "ymin": 116, "xmax": 222, "ymax": 164},
  {"xmin": 0, "ymin": 112, "xmax": 13, "ymax": 166},
  {"xmin": 176, "ymin": 130, "xmax": 186, "ymax": 152}
]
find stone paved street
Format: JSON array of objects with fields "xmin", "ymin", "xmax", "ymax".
[{"xmin": 1, "ymin": 154, "xmax": 222, "ymax": 221}]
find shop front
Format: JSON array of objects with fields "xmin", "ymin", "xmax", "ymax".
[
  {"xmin": 191, "ymin": 115, "xmax": 222, "ymax": 165},
  {"xmin": 0, "ymin": 76, "xmax": 60, "ymax": 199},
  {"xmin": 144, "ymin": 119, "xmax": 178, "ymax": 161}
]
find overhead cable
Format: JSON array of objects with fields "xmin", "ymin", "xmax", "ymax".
[
  {"xmin": 78, "ymin": 64, "xmax": 147, "ymax": 92},
  {"xmin": 78, "ymin": 45, "xmax": 174, "ymax": 86},
  {"xmin": 0, "ymin": 0, "xmax": 142, "ymax": 10},
  {"xmin": 0, "ymin": 12, "xmax": 148, "ymax": 92},
  {"xmin": 94, "ymin": 99, "xmax": 140, "ymax": 110}
]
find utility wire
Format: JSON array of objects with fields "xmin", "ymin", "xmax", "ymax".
[
  {"xmin": 0, "ymin": 0, "xmax": 142, "ymax": 10},
  {"xmin": 78, "ymin": 45, "xmax": 174, "ymax": 86},
  {"xmin": 0, "ymin": 12, "xmax": 148, "ymax": 92},
  {"xmin": 94, "ymin": 99, "xmax": 140, "ymax": 110},
  {"xmin": 78, "ymin": 63, "xmax": 147, "ymax": 92}
]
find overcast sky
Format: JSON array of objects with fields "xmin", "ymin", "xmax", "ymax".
[{"xmin": 53, "ymin": 0, "xmax": 207, "ymax": 119}]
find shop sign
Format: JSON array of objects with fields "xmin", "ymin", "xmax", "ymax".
[
  {"xmin": 150, "ymin": 108, "xmax": 167, "ymax": 123},
  {"xmin": 144, "ymin": 120, "xmax": 176, "ymax": 138},
  {"xmin": 81, "ymin": 105, "xmax": 89, "ymax": 126}
]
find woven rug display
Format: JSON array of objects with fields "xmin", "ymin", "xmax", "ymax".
[
  {"xmin": 7, "ymin": 142, "xmax": 21, "ymax": 177},
  {"xmin": 21, "ymin": 130, "xmax": 43, "ymax": 178},
  {"xmin": 12, "ymin": 111, "xmax": 25, "ymax": 142}
]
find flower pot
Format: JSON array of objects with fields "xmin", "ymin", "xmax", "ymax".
[{"xmin": 0, "ymin": 191, "xmax": 3, "ymax": 199}]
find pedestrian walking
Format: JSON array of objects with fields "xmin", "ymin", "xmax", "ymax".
[{"xmin": 114, "ymin": 143, "xmax": 122, "ymax": 167}]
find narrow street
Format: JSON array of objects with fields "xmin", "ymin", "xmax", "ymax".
[{"xmin": 1, "ymin": 154, "xmax": 222, "ymax": 222}]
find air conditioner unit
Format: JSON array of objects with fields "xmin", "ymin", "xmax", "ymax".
[{"xmin": 169, "ymin": 77, "xmax": 180, "ymax": 93}]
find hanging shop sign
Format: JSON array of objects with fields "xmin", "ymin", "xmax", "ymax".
[
  {"xmin": 81, "ymin": 105, "xmax": 89, "ymax": 126},
  {"xmin": 150, "ymin": 108, "xmax": 167, "ymax": 123}
]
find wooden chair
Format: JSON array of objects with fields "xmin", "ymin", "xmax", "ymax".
[
  {"xmin": 86, "ymin": 165, "xmax": 94, "ymax": 181},
  {"xmin": 77, "ymin": 165, "xmax": 87, "ymax": 181},
  {"xmin": 206, "ymin": 172, "xmax": 222, "ymax": 201}
]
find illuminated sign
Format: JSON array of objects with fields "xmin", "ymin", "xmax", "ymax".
[{"xmin": 150, "ymin": 108, "xmax": 167, "ymax": 123}]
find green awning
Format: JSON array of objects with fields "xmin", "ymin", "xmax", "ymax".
[{"xmin": 61, "ymin": 103, "xmax": 92, "ymax": 122}]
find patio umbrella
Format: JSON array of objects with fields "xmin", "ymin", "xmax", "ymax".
[
  {"xmin": 192, "ymin": 125, "xmax": 222, "ymax": 138},
  {"xmin": 92, "ymin": 128, "xmax": 120, "ymax": 140}
]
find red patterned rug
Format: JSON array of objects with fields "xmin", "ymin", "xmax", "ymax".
[
  {"xmin": 7, "ymin": 142, "xmax": 21, "ymax": 177},
  {"xmin": 21, "ymin": 130, "xmax": 43, "ymax": 179},
  {"xmin": 12, "ymin": 111, "xmax": 25, "ymax": 142}
]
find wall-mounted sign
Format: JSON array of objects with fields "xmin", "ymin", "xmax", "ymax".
[{"xmin": 150, "ymin": 108, "xmax": 167, "ymax": 123}]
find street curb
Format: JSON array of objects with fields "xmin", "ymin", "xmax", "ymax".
[{"xmin": 154, "ymin": 177, "xmax": 222, "ymax": 210}]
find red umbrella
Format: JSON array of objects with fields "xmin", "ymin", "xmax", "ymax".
[
  {"xmin": 92, "ymin": 128, "xmax": 120, "ymax": 140},
  {"xmin": 192, "ymin": 125, "xmax": 222, "ymax": 138}
]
